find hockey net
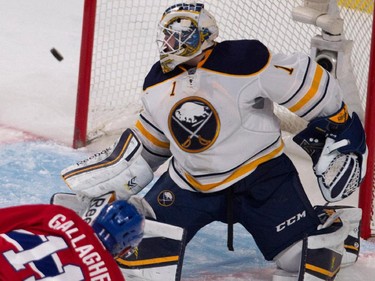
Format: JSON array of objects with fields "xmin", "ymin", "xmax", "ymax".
[{"xmin": 74, "ymin": 0, "xmax": 375, "ymax": 237}]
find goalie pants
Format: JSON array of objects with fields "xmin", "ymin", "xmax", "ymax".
[{"xmin": 144, "ymin": 153, "xmax": 321, "ymax": 260}]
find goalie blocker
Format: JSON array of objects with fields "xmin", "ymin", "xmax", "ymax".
[
  {"xmin": 293, "ymin": 103, "xmax": 367, "ymax": 202},
  {"xmin": 61, "ymin": 129, "xmax": 154, "ymax": 200},
  {"xmin": 59, "ymin": 129, "xmax": 187, "ymax": 280}
]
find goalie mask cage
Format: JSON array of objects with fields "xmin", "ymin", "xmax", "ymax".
[{"xmin": 74, "ymin": 0, "xmax": 375, "ymax": 238}]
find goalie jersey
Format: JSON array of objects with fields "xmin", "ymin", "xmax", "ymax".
[
  {"xmin": 135, "ymin": 39, "xmax": 343, "ymax": 193},
  {"xmin": 0, "ymin": 204, "xmax": 124, "ymax": 281}
]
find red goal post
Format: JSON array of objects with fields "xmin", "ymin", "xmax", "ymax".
[
  {"xmin": 73, "ymin": 0, "xmax": 375, "ymax": 238},
  {"xmin": 360, "ymin": 6, "xmax": 375, "ymax": 239},
  {"xmin": 73, "ymin": 0, "xmax": 97, "ymax": 149}
]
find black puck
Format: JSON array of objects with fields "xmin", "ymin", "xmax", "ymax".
[{"xmin": 50, "ymin": 48, "xmax": 64, "ymax": 61}]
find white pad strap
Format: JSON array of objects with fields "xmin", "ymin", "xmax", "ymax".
[
  {"xmin": 324, "ymin": 138, "xmax": 350, "ymax": 153},
  {"xmin": 128, "ymin": 195, "xmax": 156, "ymax": 219},
  {"xmin": 61, "ymin": 129, "xmax": 154, "ymax": 200}
]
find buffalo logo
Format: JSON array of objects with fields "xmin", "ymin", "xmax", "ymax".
[
  {"xmin": 157, "ymin": 190, "xmax": 175, "ymax": 207},
  {"xmin": 169, "ymin": 97, "xmax": 220, "ymax": 153}
]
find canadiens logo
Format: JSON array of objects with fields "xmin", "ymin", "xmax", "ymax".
[
  {"xmin": 168, "ymin": 97, "xmax": 220, "ymax": 153},
  {"xmin": 157, "ymin": 190, "xmax": 175, "ymax": 207}
]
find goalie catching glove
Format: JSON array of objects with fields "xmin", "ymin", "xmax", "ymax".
[
  {"xmin": 61, "ymin": 129, "xmax": 154, "ymax": 200},
  {"xmin": 293, "ymin": 103, "xmax": 367, "ymax": 202}
]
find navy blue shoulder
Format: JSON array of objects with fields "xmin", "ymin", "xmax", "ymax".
[
  {"xmin": 143, "ymin": 61, "xmax": 184, "ymax": 90},
  {"xmin": 202, "ymin": 40, "xmax": 270, "ymax": 75},
  {"xmin": 143, "ymin": 40, "xmax": 269, "ymax": 89}
]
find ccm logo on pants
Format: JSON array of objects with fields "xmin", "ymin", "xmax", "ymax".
[{"xmin": 276, "ymin": 211, "xmax": 306, "ymax": 232}]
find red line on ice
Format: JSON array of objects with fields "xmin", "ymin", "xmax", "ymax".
[{"xmin": 0, "ymin": 124, "xmax": 46, "ymax": 144}]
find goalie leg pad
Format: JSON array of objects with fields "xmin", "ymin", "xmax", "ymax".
[
  {"xmin": 320, "ymin": 206, "xmax": 361, "ymax": 267},
  {"xmin": 61, "ymin": 129, "xmax": 154, "ymax": 200},
  {"xmin": 117, "ymin": 220, "xmax": 186, "ymax": 281},
  {"xmin": 273, "ymin": 217, "xmax": 349, "ymax": 281}
]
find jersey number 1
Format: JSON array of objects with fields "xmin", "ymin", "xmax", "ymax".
[{"xmin": 274, "ymin": 65, "xmax": 294, "ymax": 75}]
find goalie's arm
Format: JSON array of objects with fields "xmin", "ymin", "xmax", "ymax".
[
  {"xmin": 134, "ymin": 110, "xmax": 172, "ymax": 172},
  {"xmin": 259, "ymin": 52, "xmax": 343, "ymax": 120},
  {"xmin": 61, "ymin": 128, "xmax": 154, "ymax": 200}
]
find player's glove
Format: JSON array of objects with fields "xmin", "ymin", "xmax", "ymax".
[{"xmin": 293, "ymin": 103, "xmax": 367, "ymax": 202}]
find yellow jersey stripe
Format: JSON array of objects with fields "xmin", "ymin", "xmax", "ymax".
[
  {"xmin": 185, "ymin": 142, "xmax": 284, "ymax": 191},
  {"xmin": 344, "ymin": 244, "xmax": 359, "ymax": 251},
  {"xmin": 197, "ymin": 48, "xmax": 214, "ymax": 67},
  {"xmin": 135, "ymin": 121, "xmax": 170, "ymax": 149},
  {"xmin": 289, "ymin": 65, "xmax": 324, "ymax": 113},
  {"xmin": 116, "ymin": 255, "xmax": 179, "ymax": 267},
  {"xmin": 328, "ymin": 104, "xmax": 349, "ymax": 124},
  {"xmin": 305, "ymin": 263, "xmax": 340, "ymax": 278}
]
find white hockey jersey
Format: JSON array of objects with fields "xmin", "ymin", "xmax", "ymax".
[{"xmin": 134, "ymin": 40, "xmax": 343, "ymax": 193}]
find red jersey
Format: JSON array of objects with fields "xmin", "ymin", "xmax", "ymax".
[{"xmin": 0, "ymin": 204, "xmax": 125, "ymax": 281}]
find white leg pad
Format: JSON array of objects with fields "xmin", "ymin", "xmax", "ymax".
[
  {"xmin": 274, "ymin": 241, "xmax": 303, "ymax": 273},
  {"xmin": 327, "ymin": 206, "xmax": 362, "ymax": 267},
  {"xmin": 273, "ymin": 215, "xmax": 350, "ymax": 281},
  {"xmin": 272, "ymin": 269, "xmax": 298, "ymax": 281}
]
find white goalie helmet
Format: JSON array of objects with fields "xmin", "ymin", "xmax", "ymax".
[{"xmin": 157, "ymin": 3, "xmax": 219, "ymax": 73}]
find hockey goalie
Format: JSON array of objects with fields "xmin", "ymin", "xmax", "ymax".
[{"xmin": 59, "ymin": 2, "xmax": 367, "ymax": 280}]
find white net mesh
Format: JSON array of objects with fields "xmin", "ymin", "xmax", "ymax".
[{"xmin": 87, "ymin": 0, "xmax": 372, "ymax": 138}]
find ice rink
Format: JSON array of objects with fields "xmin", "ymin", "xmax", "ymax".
[{"xmin": 1, "ymin": 0, "xmax": 375, "ymax": 280}]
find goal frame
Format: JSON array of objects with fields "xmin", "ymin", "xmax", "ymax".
[
  {"xmin": 73, "ymin": 0, "xmax": 375, "ymax": 239},
  {"xmin": 73, "ymin": 0, "xmax": 97, "ymax": 149},
  {"xmin": 358, "ymin": 4, "xmax": 375, "ymax": 239}
]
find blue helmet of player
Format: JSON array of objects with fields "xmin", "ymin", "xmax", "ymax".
[
  {"xmin": 157, "ymin": 3, "xmax": 219, "ymax": 73},
  {"xmin": 92, "ymin": 200, "xmax": 145, "ymax": 257}
]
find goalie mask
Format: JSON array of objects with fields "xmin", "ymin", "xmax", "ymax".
[{"xmin": 157, "ymin": 3, "xmax": 218, "ymax": 73}]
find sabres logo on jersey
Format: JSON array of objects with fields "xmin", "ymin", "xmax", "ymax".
[
  {"xmin": 169, "ymin": 97, "xmax": 220, "ymax": 153},
  {"xmin": 157, "ymin": 190, "xmax": 175, "ymax": 207}
]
